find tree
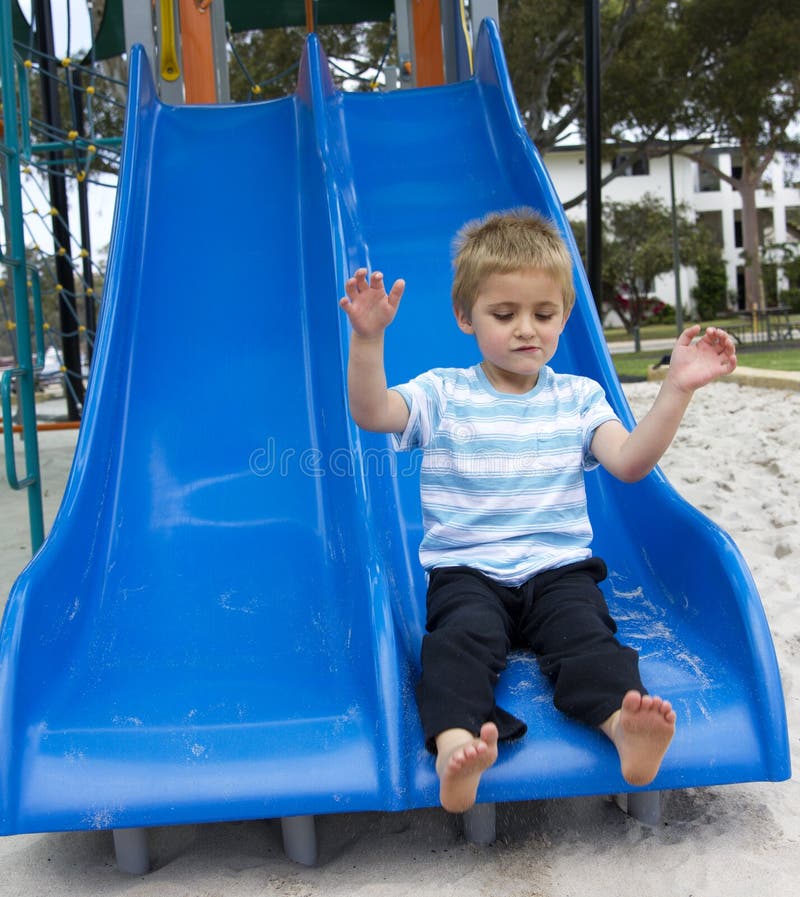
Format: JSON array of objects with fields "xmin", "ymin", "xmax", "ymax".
[
  {"xmin": 603, "ymin": 194, "xmax": 684, "ymax": 339},
  {"xmin": 691, "ymin": 229, "xmax": 729, "ymax": 321},
  {"xmin": 572, "ymin": 193, "xmax": 723, "ymax": 337},
  {"xmin": 589, "ymin": 1, "xmax": 800, "ymax": 311},
  {"xmin": 672, "ymin": 0, "xmax": 800, "ymax": 311},
  {"xmin": 500, "ymin": 0, "xmax": 656, "ymax": 152},
  {"xmin": 762, "ymin": 241, "xmax": 800, "ymax": 310},
  {"xmin": 503, "ymin": 2, "xmax": 800, "ymax": 313}
]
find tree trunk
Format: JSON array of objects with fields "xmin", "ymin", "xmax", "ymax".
[{"xmin": 737, "ymin": 159, "xmax": 764, "ymax": 311}]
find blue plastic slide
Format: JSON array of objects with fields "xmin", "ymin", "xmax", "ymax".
[{"xmin": 0, "ymin": 21, "xmax": 789, "ymax": 837}]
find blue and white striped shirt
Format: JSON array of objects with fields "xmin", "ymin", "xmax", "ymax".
[{"xmin": 391, "ymin": 364, "xmax": 619, "ymax": 585}]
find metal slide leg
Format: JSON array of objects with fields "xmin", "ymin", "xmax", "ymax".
[
  {"xmin": 280, "ymin": 815, "xmax": 318, "ymax": 866},
  {"xmin": 463, "ymin": 802, "xmax": 496, "ymax": 845},
  {"xmin": 627, "ymin": 790, "xmax": 662, "ymax": 825},
  {"xmin": 617, "ymin": 791, "xmax": 662, "ymax": 826},
  {"xmin": 113, "ymin": 827, "xmax": 151, "ymax": 875}
]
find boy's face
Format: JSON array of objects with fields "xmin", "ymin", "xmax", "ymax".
[{"xmin": 455, "ymin": 268, "xmax": 569, "ymax": 394}]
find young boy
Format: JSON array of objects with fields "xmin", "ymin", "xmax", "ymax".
[{"xmin": 339, "ymin": 209, "xmax": 737, "ymax": 814}]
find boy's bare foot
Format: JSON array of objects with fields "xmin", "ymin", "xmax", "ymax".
[
  {"xmin": 435, "ymin": 723, "xmax": 499, "ymax": 813},
  {"xmin": 601, "ymin": 691, "xmax": 676, "ymax": 787}
]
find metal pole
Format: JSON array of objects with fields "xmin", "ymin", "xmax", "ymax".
[
  {"xmin": 68, "ymin": 68, "xmax": 96, "ymax": 364},
  {"xmin": 440, "ymin": 0, "xmax": 458, "ymax": 83},
  {"xmin": 0, "ymin": 0, "xmax": 45, "ymax": 550},
  {"xmin": 210, "ymin": 0, "xmax": 230, "ymax": 102},
  {"xmin": 584, "ymin": 0, "xmax": 602, "ymax": 315},
  {"xmin": 32, "ymin": 0, "xmax": 84, "ymax": 420},
  {"xmin": 667, "ymin": 129, "xmax": 684, "ymax": 334},
  {"xmin": 394, "ymin": 0, "xmax": 414, "ymax": 87}
]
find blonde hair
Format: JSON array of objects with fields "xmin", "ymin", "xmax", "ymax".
[{"xmin": 451, "ymin": 209, "xmax": 576, "ymax": 317}]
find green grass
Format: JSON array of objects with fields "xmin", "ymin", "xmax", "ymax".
[
  {"xmin": 611, "ymin": 352, "xmax": 666, "ymax": 379},
  {"xmin": 734, "ymin": 349, "xmax": 800, "ymax": 371},
  {"xmin": 610, "ymin": 346, "xmax": 800, "ymax": 380},
  {"xmin": 604, "ymin": 313, "xmax": 800, "ymax": 344},
  {"xmin": 605, "ymin": 324, "xmax": 679, "ymax": 343}
]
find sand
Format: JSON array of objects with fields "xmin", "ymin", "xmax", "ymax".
[{"xmin": 0, "ymin": 380, "xmax": 797, "ymax": 896}]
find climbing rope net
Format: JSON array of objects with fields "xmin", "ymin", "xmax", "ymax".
[
  {"xmin": 227, "ymin": 17, "xmax": 397, "ymax": 99},
  {"xmin": 0, "ymin": 5, "xmax": 123, "ymax": 416}
]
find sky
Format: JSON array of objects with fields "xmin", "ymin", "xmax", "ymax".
[{"xmin": 17, "ymin": 0, "xmax": 95, "ymax": 57}]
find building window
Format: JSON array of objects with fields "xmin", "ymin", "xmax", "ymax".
[
  {"xmin": 759, "ymin": 208, "xmax": 774, "ymax": 244},
  {"xmin": 734, "ymin": 209, "xmax": 774, "ymax": 249},
  {"xmin": 786, "ymin": 207, "xmax": 800, "ymax": 242},
  {"xmin": 697, "ymin": 211, "xmax": 724, "ymax": 247},
  {"xmin": 697, "ymin": 166, "xmax": 720, "ymax": 192},
  {"xmin": 736, "ymin": 267, "xmax": 746, "ymax": 309},
  {"xmin": 612, "ymin": 153, "xmax": 649, "ymax": 176}
]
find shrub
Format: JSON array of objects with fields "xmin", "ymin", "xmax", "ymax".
[{"xmin": 692, "ymin": 257, "xmax": 728, "ymax": 320}]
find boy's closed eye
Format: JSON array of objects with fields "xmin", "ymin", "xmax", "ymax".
[{"xmin": 492, "ymin": 311, "xmax": 556, "ymax": 322}]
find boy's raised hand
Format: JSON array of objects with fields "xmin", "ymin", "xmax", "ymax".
[
  {"xmin": 340, "ymin": 268, "xmax": 405, "ymax": 339},
  {"xmin": 667, "ymin": 325, "xmax": 737, "ymax": 393}
]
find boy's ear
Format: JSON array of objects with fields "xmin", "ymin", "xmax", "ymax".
[
  {"xmin": 454, "ymin": 306, "xmax": 474, "ymax": 334},
  {"xmin": 560, "ymin": 305, "xmax": 572, "ymax": 332}
]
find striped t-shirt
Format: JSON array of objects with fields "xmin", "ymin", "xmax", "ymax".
[{"xmin": 391, "ymin": 363, "xmax": 620, "ymax": 585}]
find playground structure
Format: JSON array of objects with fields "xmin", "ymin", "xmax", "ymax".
[
  {"xmin": 0, "ymin": 0, "xmax": 791, "ymax": 875},
  {"xmin": 1, "ymin": 0, "xmax": 490, "ymax": 552}
]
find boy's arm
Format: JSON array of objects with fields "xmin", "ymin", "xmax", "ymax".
[
  {"xmin": 340, "ymin": 268, "xmax": 410, "ymax": 433},
  {"xmin": 591, "ymin": 325, "xmax": 737, "ymax": 483}
]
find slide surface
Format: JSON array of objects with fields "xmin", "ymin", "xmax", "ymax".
[{"xmin": 0, "ymin": 22, "xmax": 789, "ymax": 835}]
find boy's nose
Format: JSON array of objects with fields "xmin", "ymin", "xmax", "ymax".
[{"xmin": 515, "ymin": 318, "xmax": 535, "ymax": 338}]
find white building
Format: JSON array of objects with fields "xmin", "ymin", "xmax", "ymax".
[{"xmin": 543, "ymin": 144, "xmax": 800, "ymax": 311}]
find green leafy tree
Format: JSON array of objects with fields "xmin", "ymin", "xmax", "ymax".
[
  {"xmin": 603, "ymin": 194, "xmax": 681, "ymax": 334},
  {"xmin": 500, "ymin": 0, "xmax": 655, "ymax": 152},
  {"xmin": 589, "ymin": 0, "xmax": 800, "ymax": 310},
  {"xmin": 691, "ymin": 230, "xmax": 729, "ymax": 321},
  {"xmin": 593, "ymin": 193, "xmax": 720, "ymax": 332},
  {"xmin": 672, "ymin": 0, "xmax": 800, "ymax": 311},
  {"xmin": 504, "ymin": 1, "xmax": 800, "ymax": 313}
]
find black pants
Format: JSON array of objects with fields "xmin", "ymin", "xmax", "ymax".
[{"xmin": 417, "ymin": 559, "xmax": 645, "ymax": 752}]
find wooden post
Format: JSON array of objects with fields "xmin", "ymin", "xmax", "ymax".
[
  {"xmin": 178, "ymin": 0, "xmax": 216, "ymax": 103},
  {"xmin": 412, "ymin": 0, "xmax": 445, "ymax": 87}
]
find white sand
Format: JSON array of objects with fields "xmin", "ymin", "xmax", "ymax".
[{"xmin": 0, "ymin": 380, "xmax": 798, "ymax": 895}]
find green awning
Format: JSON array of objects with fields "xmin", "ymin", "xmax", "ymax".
[
  {"xmin": 225, "ymin": 0, "xmax": 394, "ymax": 31},
  {"xmin": 13, "ymin": 1, "xmax": 395, "ymax": 62}
]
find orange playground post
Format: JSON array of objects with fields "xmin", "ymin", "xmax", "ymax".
[
  {"xmin": 178, "ymin": 0, "xmax": 216, "ymax": 103},
  {"xmin": 412, "ymin": 0, "xmax": 445, "ymax": 87}
]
